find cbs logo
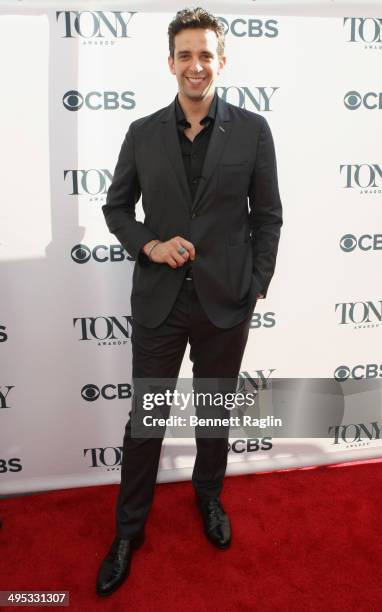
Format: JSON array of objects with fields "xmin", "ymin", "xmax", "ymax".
[
  {"xmin": 334, "ymin": 364, "xmax": 382, "ymax": 380},
  {"xmin": 218, "ymin": 17, "xmax": 278, "ymax": 38},
  {"xmin": 228, "ymin": 438, "xmax": 272, "ymax": 452},
  {"xmin": 340, "ymin": 234, "xmax": 382, "ymax": 252},
  {"xmin": 81, "ymin": 383, "xmax": 132, "ymax": 401},
  {"xmin": 71, "ymin": 244, "xmax": 134, "ymax": 263},
  {"xmin": 63, "ymin": 90, "xmax": 135, "ymax": 111},
  {"xmin": 344, "ymin": 91, "xmax": 382, "ymax": 110}
]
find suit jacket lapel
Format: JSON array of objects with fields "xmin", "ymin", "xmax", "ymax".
[
  {"xmin": 160, "ymin": 99, "xmax": 192, "ymax": 211},
  {"xmin": 191, "ymin": 95, "xmax": 231, "ymax": 211}
]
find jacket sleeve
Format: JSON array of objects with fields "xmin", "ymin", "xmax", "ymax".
[
  {"xmin": 248, "ymin": 117, "xmax": 283, "ymax": 298},
  {"xmin": 102, "ymin": 122, "xmax": 158, "ymax": 263}
]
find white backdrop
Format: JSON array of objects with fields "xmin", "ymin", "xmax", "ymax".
[{"xmin": 1, "ymin": 2, "xmax": 382, "ymax": 495}]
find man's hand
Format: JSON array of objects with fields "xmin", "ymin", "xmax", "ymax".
[{"xmin": 143, "ymin": 236, "xmax": 195, "ymax": 269}]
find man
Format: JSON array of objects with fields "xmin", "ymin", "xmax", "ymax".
[{"xmin": 97, "ymin": 7, "xmax": 282, "ymax": 596}]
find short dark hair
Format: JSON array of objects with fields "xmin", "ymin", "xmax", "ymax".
[{"xmin": 168, "ymin": 7, "xmax": 225, "ymax": 59}]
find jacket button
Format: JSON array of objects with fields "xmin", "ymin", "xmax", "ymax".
[{"xmin": 191, "ymin": 213, "xmax": 197, "ymax": 219}]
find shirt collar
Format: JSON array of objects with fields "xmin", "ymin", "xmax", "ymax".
[{"xmin": 175, "ymin": 91, "xmax": 218, "ymax": 127}]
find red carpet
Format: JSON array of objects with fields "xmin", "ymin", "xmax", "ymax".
[{"xmin": 1, "ymin": 460, "xmax": 382, "ymax": 611}]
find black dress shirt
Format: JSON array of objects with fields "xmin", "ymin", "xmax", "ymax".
[{"xmin": 175, "ymin": 92, "xmax": 218, "ymax": 202}]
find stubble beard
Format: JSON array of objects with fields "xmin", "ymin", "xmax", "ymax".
[{"xmin": 180, "ymin": 77, "xmax": 215, "ymax": 102}]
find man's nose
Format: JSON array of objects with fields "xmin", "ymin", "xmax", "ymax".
[{"xmin": 189, "ymin": 60, "xmax": 203, "ymax": 73}]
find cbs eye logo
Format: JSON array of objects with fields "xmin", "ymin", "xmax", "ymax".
[
  {"xmin": 344, "ymin": 91, "xmax": 362, "ymax": 110},
  {"xmin": 334, "ymin": 366, "xmax": 350, "ymax": 381},
  {"xmin": 63, "ymin": 90, "xmax": 83, "ymax": 111},
  {"xmin": 339, "ymin": 234, "xmax": 357, "ymax": 252},
  {"xmin": 71, "ymin": 244, "xmax": 91, "ymax": 263},
  {"xmin": 81, "ymin": 384, "xmax": 100, "ymax": 401}
]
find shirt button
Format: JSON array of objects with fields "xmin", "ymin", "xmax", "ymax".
[{"xmin": 191, "ymin": 212, "xmax": 197, "ymax": 219}]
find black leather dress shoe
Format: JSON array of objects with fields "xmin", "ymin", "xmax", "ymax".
[
  {"xmin": 196, "ymin": 498, "xmax": 231, "ymax": 549},
  {"xmin": 96, "ymin": 531, "xmax": 145, "ymax": 596}
]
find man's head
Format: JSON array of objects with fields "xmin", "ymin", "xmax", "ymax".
[{"xmin": 168, "ymin": 7, "xmax": 226, "ymax": 102}]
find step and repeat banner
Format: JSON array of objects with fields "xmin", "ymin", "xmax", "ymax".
[{"xmin": 1, "ymin": 3, "xmax": 381, "ymax": 495}]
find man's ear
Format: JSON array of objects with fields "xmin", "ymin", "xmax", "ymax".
[
  {"xmin": 168, "ymin": 55, "xmax": 175, "ymax": 75},
  {"xmin": 217, "ymin": 55, "xmax": 226, "ymax": 75}
]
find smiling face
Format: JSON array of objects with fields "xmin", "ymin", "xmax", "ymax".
[{"xmin": 168, "ymin": 28, "xmax": 226, "ymax": 102}]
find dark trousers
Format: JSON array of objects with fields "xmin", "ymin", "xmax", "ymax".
[{"xmin": 116, "ymin": 277, "xmax": 253, "ymax": 538}]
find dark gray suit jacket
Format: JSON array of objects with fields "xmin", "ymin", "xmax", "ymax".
[{"xmin": 102, "ymin": 94, "xmax": 283, "ymax": 328}]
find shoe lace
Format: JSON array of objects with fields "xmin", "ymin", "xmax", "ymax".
[{"xmin": 206, "ymin": 499, "xmax": 224, "ymax": 528}]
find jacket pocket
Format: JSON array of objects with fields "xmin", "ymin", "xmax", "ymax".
[{"xmin": 227, "ymin": 242, "xmax": 252, "ymax": 302}]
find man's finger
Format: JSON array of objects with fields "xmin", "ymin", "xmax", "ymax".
[
  {"xmin": 175, "ymin": 238, "xmax": 195, "ymax": 260},
  {"xmin": 184, "ymin": 241, "xmax": 196, "ymax": 260},
  {"xmin": 175, "ymin": 245, "xmax": 190, "ymax": 261},
  {"xmin": 175, "ymin": 242, "xmax": 189, "ymax": 256},
  {"xmin": 171, "ymin": 249, "xmax": 188, "ymax": 266},
  {"xmin": 166, "ymin": 255, "xmax": 178, "ymax": 269}
]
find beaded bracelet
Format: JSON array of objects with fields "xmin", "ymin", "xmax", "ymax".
[{"xmin": 148, "ymin": 240, "xmax": 161, "ymax": 261}]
